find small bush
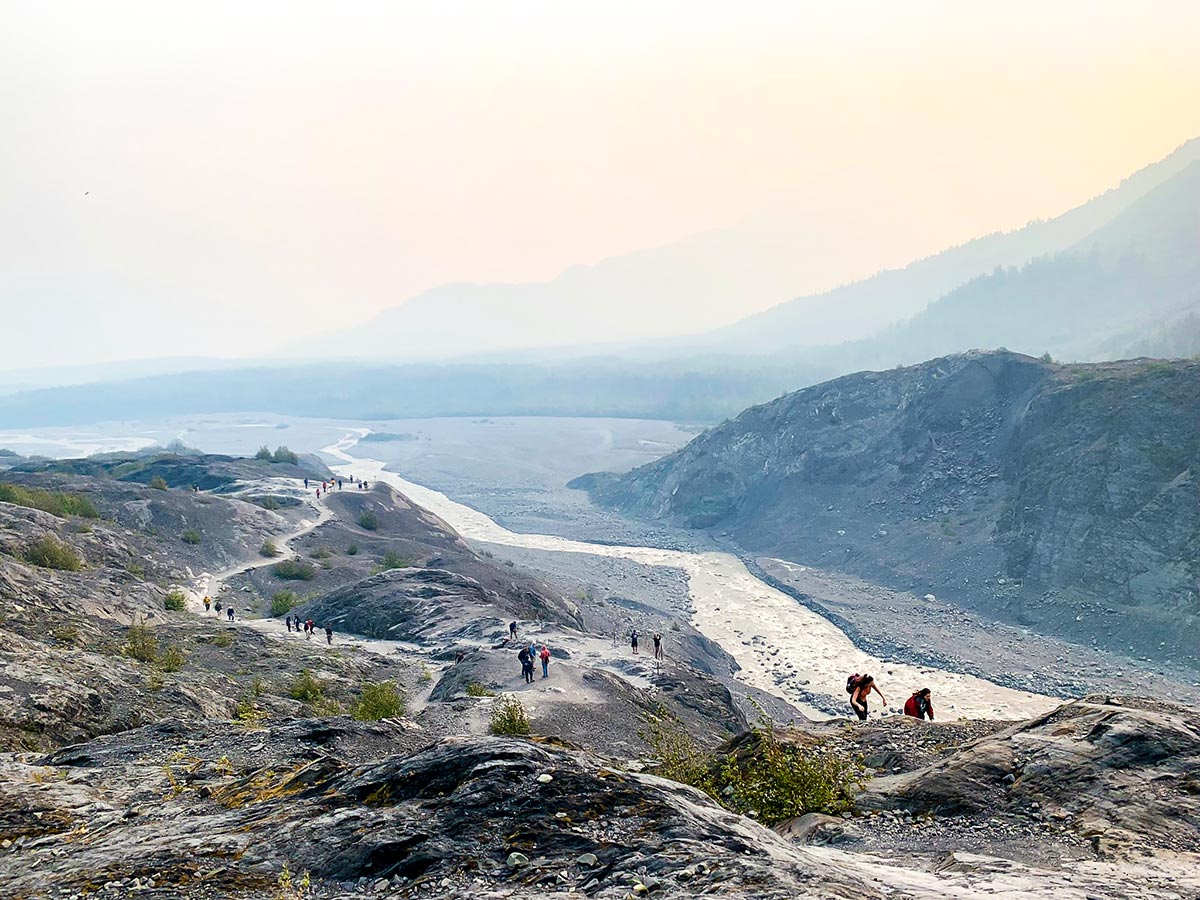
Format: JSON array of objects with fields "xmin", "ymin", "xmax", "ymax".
[
  {"xmin": 157, "ymin": 645, "xmax": 187, "ymax": 672},
  {"xmin": 346, "ymin": 543, "xmax": 359, "ymax": 556},
  {"xmin": 213, "ymin": 630, "xmax": 234, "ymax": 648},
  {"xmin": 148, "ymin": 475, "xmax": 169, "ymax": 491},
  {"xmin": 272, "ymin": 559, "xmax": 316, "ymax": 581},
  {"xmin": 123, "ymin": 622, "xmax": 158, "ymax": 662},
  {"xmin": 269, "ymin": 590, "xmax": 298, "ymax": 616},
  {"xmin": 127, "ymin": 562, "xmax": 145, "ymax": 579},
  {"xmin": 234, "ymin": 693, "xmax": 266, "ymax": 725},
  {"xmin": 52, "ymin": 625, "xmax": 80, "ymax": 644},
  {"xmin": 260, "ymin": 540, "xmax": 281, "ymax": 558},
  {"xmin": 376, "ymin": 550, "xmax": 411, "ymax": 572},
  {"xmin": 25, "ymin": 534, "xmax": 83, "ymax": 571},
  {"xmin": 255, "ymin": 445, "xmax": 273, "ymax": 460},
  {"xmin": 0, "ymin": 483, "xmax": 99, "ymax": 519},
  {"xmin": 489, "ymin": 695, "xmax": 531, "ymax": 736},
  {"xmin": 272, "ymin": 446, "xmax": 299, "ymax": 465},
  {"xmin": 145, "ymin": 671, "xmax": 164, "ymax": 691},
  {"xmin": 642, "ymin": 708, "xmax": 866, "ymax": 826},
  {"xmin": 465, "ymin": 681, "xmax": 494, "ymax": 698},
  {"xmin": 289, "ymin": 669, "xmax": 325, "ymax": 703},
  {"xmin": 257, "ymin": 495, "xmax": 281, "ymax": 511},
  {"xmin": 310, "ymin": 546, "xmax": 334, "ymax": 560},
  {"xmin": 181, "ymin": 529, "xmax": 202, "ymax": 545},
  {"xmin": 357, "ymin": 510, "xmax": 379, "ymax": 531},
  {"xmin": 351, "ymin": 681, "xmax": 405, "ymax": 721},
  {"xmin": 163, "ymin": 589, "xmax": 188, "ymax": 611}
]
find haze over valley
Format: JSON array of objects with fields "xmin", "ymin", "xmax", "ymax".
[{"xmin": 4, "ymin": 4, "xmax": 1200, "ymax": 899}]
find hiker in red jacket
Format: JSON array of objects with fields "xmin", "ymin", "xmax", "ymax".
[{"xmin": 904, "ymin": 687, "xmax": 935, "ymax": 721}]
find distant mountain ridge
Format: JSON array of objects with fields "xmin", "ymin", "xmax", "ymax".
[
  {"xmin": 690, "ymin": 137, "xmax": 1200, "ymax": 355},
  {"xmin": 577, "ymin": 350, "xmax": 1200, "ymax": 667}
]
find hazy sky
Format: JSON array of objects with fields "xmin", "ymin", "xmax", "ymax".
[{"xmin": 2, "ymin": 1, "xmax": 1198, "ymax": 371}]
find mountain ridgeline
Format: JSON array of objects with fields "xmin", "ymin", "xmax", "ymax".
[{"xmin": 577, "ymin": 351, "xmax": 1200, "ymax": 666}]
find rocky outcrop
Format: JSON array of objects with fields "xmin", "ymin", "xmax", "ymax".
[
  {"xmin": 5, "ymin": 725, "xmax": 885, "ymax": 900},
  {"xmin": 856, "ymin": 696, "xmax": 1200, "ymax": 853},
  {"xmin": 579, "ymin": 351, "xmax": 1200, "ymax": 664}
]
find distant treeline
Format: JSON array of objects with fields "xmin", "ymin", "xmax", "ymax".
[{"xmin": 0, "ymin": 358, "xmax": 835, "ymax": 428}]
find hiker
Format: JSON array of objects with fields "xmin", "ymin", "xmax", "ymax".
[
  {"xmin": 539, "ymin": 644, "xmax": 551, "ymax": 678},
  {"xmin": 227, "ymin": 606, "xmax": 235, "ymax": 622},
  {"xmin": 904, "ymin": 687, "xmax": 935, "ymax": 721},
  {"xmin": 518, "ymin": 646, "xmax": 534, "ymax": 684},
  {"xmin": 454, "ymin": 650, "xmax": 466, "ymax": 666},
  {"xmin": 214, "ymin": 599, "xmax": 222, "ymax": 614},
  {"xmin": 652, "ymin": 632, "xmax": 662, "ymax": 660},
  {"xmin": 324, "ymin": 625, "xmax": 333, "ymax": 645},
  {"xmin": 304, "ymin": 478, "xmax": 309, "ymax": 489},
  {"xmin": 306, "ymin": 619, "xmax": 314, "ymax": 640},
  {"xmin": 338, "ymin": 480, "xmax": 343, "ymax": 490},
  {"xmin": 847, "ymin": 673, "xmax": 887, "ymax": 721},
  {"xmin": 630, "ymin": 629, "xmax": 639, "ymax": 654},
  {"xmin": 528, "ymin": 640, "xmax": 537, "ymax": 663},
  {"xmin": 509, "ymin": 621, "xmax": 518, "ymax": 641},
  {"xmin": 285, "ymin": 615, "xmax": 292, "ymax": 632},
  {"xmin": 203, "ymin": 596, "xmax": 211, "ymax": 613}
]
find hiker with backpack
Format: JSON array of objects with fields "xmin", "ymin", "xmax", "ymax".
[
  {"xmin": 509, "ymin": 621, "xmax": 518, "ymax": 641},
  {"xmin": 630, "ymin": 629, "xmax": 639, "ymax": 654},
  {"xmin": 517, "ymin": 646, "xmax": 534, "ymax": 684},
  {"xmin": 904, "ymin": 687, "xmax": 935, "ymax": 721},
  {"xmin": 846, "ymin": 673, "xmax": 887, "ymax": 721},
  {"xmin": 539, "ymin": 644, "xmax": 551, "ymax": 678}
]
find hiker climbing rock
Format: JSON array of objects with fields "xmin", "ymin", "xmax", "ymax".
[
  {"xmin": 847, "ymin": 673, "xmax": 886, "ymax": 721},
  {"xmin": 904, "ymin": 687, "xmax": 935, "ymax": 721}
]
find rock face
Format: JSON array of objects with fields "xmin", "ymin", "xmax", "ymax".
[
  {"xmin": 579, "ymin": 351, "xmax": 1200, "ymax": 664},
  {"xmin": 857, "ymin": 696, "xmax": 1200, "ymax": 853},
  {"xmin": 4, "ymin": 726, "xmax": 884, "ymax": 900}
]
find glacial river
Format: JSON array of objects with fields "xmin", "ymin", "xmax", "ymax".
[{"xmin": 326, "ymin": 430, "xmax": 1058, "ymax": 722}]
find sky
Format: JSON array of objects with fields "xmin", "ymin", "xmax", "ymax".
[{"xmin": 2, "ymin": 0, "xmax": 1199, "ymax": 372}]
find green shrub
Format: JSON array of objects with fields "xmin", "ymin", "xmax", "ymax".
[
  {"xmin": 123, "ymin": 622, "xmax": 158, "ymax": 663},
  {"xmin": 52, "ymin": 624, "xmax": 80, "ymax": 644},
  {"xmin": 465, "ymin": 681, "xmax": 494, "ymax": 698},
  {"xmin": 0, "ymin": 483, "xmax": 99, "ymax": 519},
  {"xmin": 289, "ymin": 669, "xmax": 325, "ymax": 703},
  {"xmin": 269, "ymin": 590, "xmax": 298, "ymax": 616},
  {"xmin": 346, "ymin": 543, "xmax": 359, "ymax": 556},
  {"xmin": 489, "ymin": 695, "xmax": 531, "ymax": 736},
  {"xmin": 260, "ymin": 540, "xmax": 281, "ymax": 558},
  {"xmin": 212, "ymin": 630, "xmax": 234, "ymax": 648},
  {"xmin": 642, "ymin": 708, "xmax": 865, "ymax": 825},
  {"xmin": 255, "ymin": 446, "xmax": 273, "ymax": 460},
  {"xmin": 310, "ymin": 546, "xmax": 334, "ymax": 560},
  {"xmin": 357, "ymin": 510, "xmax": 379, "ymax": 531},
  {"xmin": 272, "ymin": 446, "xmax": 299, "ymax": 465},
  {"xmin": 148, "ymin": 475, "xmax": 169, "ymax": 491},
  {"xmin": 272, "ymin": 559, "xmax": 316, "ymax": 581},
  {"xmin": 157, "ymin": 645, "xmax": 187, "ymax": 672},
  {"xmin": 257, "ymin": 495, "xmax": 281, "ymax": 511},
  {"xmin": 25, "ymin": 534, "xmax": 83, "ymax": 571},
  {"xmin": 376, "ymin": 550, "xmax": 411, "ymax": 572},
  {"xmin": 181, "ymin": 529, "xmax": 202, "ymax": 545},
  {"xmin": 350, "ymin": 681, "xmax": 405, "ymax": 721},
  {"xmin": 126, "ymin": 562, "xmax": 145, "ymax": 579},
  {"xmin": 163, "ymin": 589, "xmax": 188, "ymax": 611}
]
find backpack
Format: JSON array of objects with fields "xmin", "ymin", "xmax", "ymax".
[{"xmin": 846, "ymin": 674, "xmax": 862, "ymax": 695}]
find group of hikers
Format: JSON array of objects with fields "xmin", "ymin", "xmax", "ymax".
[
  {"xmin": 627, "ymin": 628, "xmax": 664, "ymax": 660},
  {"xmin": 846, "ymin": 673, "xmax": 935, "ymax": 721},
  {"xmin": 285, "ymin": 615, "xmax": 333, "ymax": 644},
  {"xmin": 202, "ymin": 594, "xmax": 333, "ymax": 644},
  {"xmin": 202, "ymin": 595, "xmax": 237, "ymax": 622},
  {"xmin": 509, "ymin": 622, "xmax": 552, "ymax": 683},
  {"xmin": 305, "ymin": 476, "xmax": 369, "ymax": 500}
]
